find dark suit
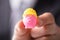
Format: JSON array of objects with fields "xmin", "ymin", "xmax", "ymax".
[
  {"xmin": 34, "ymin": 0, "xmax": 60, "ymax": 26},
  {"xmin": 0, "ymin": 0, "xmax": 11, "ymax": 40},
  {"xmin": 0, "ymin": 0, "xmax": 60, "ymax": 40}
]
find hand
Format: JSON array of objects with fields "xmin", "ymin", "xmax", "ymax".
[{"xmin": 12, "ymin": 12, "xmax": 60, "ymax": 40}]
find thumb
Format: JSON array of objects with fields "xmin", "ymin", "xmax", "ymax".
[{"xmin": 12, "ymin": 20, "xmax": 31, "ymax": 40}]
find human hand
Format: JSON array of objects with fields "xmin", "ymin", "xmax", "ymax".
[{"xmin": 12, "ymin": 12, "xmax": 60, "ymax": 40}]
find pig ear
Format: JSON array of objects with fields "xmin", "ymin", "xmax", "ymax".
[{"xmin": 22, "ymin": 8, "xmax": 38, "ymax": 29}]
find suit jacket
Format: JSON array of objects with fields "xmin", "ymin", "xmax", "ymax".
[
  {"xmin": 0, "ymin": 0, "xmax": 11, "ymax": 40},
  {"xmin": 0, "ymin": 0, "xmax": 60, "ymax": 40},
  {"xmin": 34, "ymin": 0, "xmax": 60, "ymax": 26}
]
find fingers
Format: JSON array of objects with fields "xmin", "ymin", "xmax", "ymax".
[
  {"xmin": 12, "ymin": 12, "xmax": 56, "ymax": 40},
  {"xmin": 31, "ymin": 12, "xmax": 56, "ymax": 39},
  {"xmin": 38, "ymin": 12, "xmax": 55, "ymax": 25},
  {"xmin": 12, "ymin": 20, "xmax": 30, "ymax": 40}
]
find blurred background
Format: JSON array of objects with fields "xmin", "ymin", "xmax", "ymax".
[{"xmin": 0, "ymin": 0, "xmax": 60, "ymax": 40}]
